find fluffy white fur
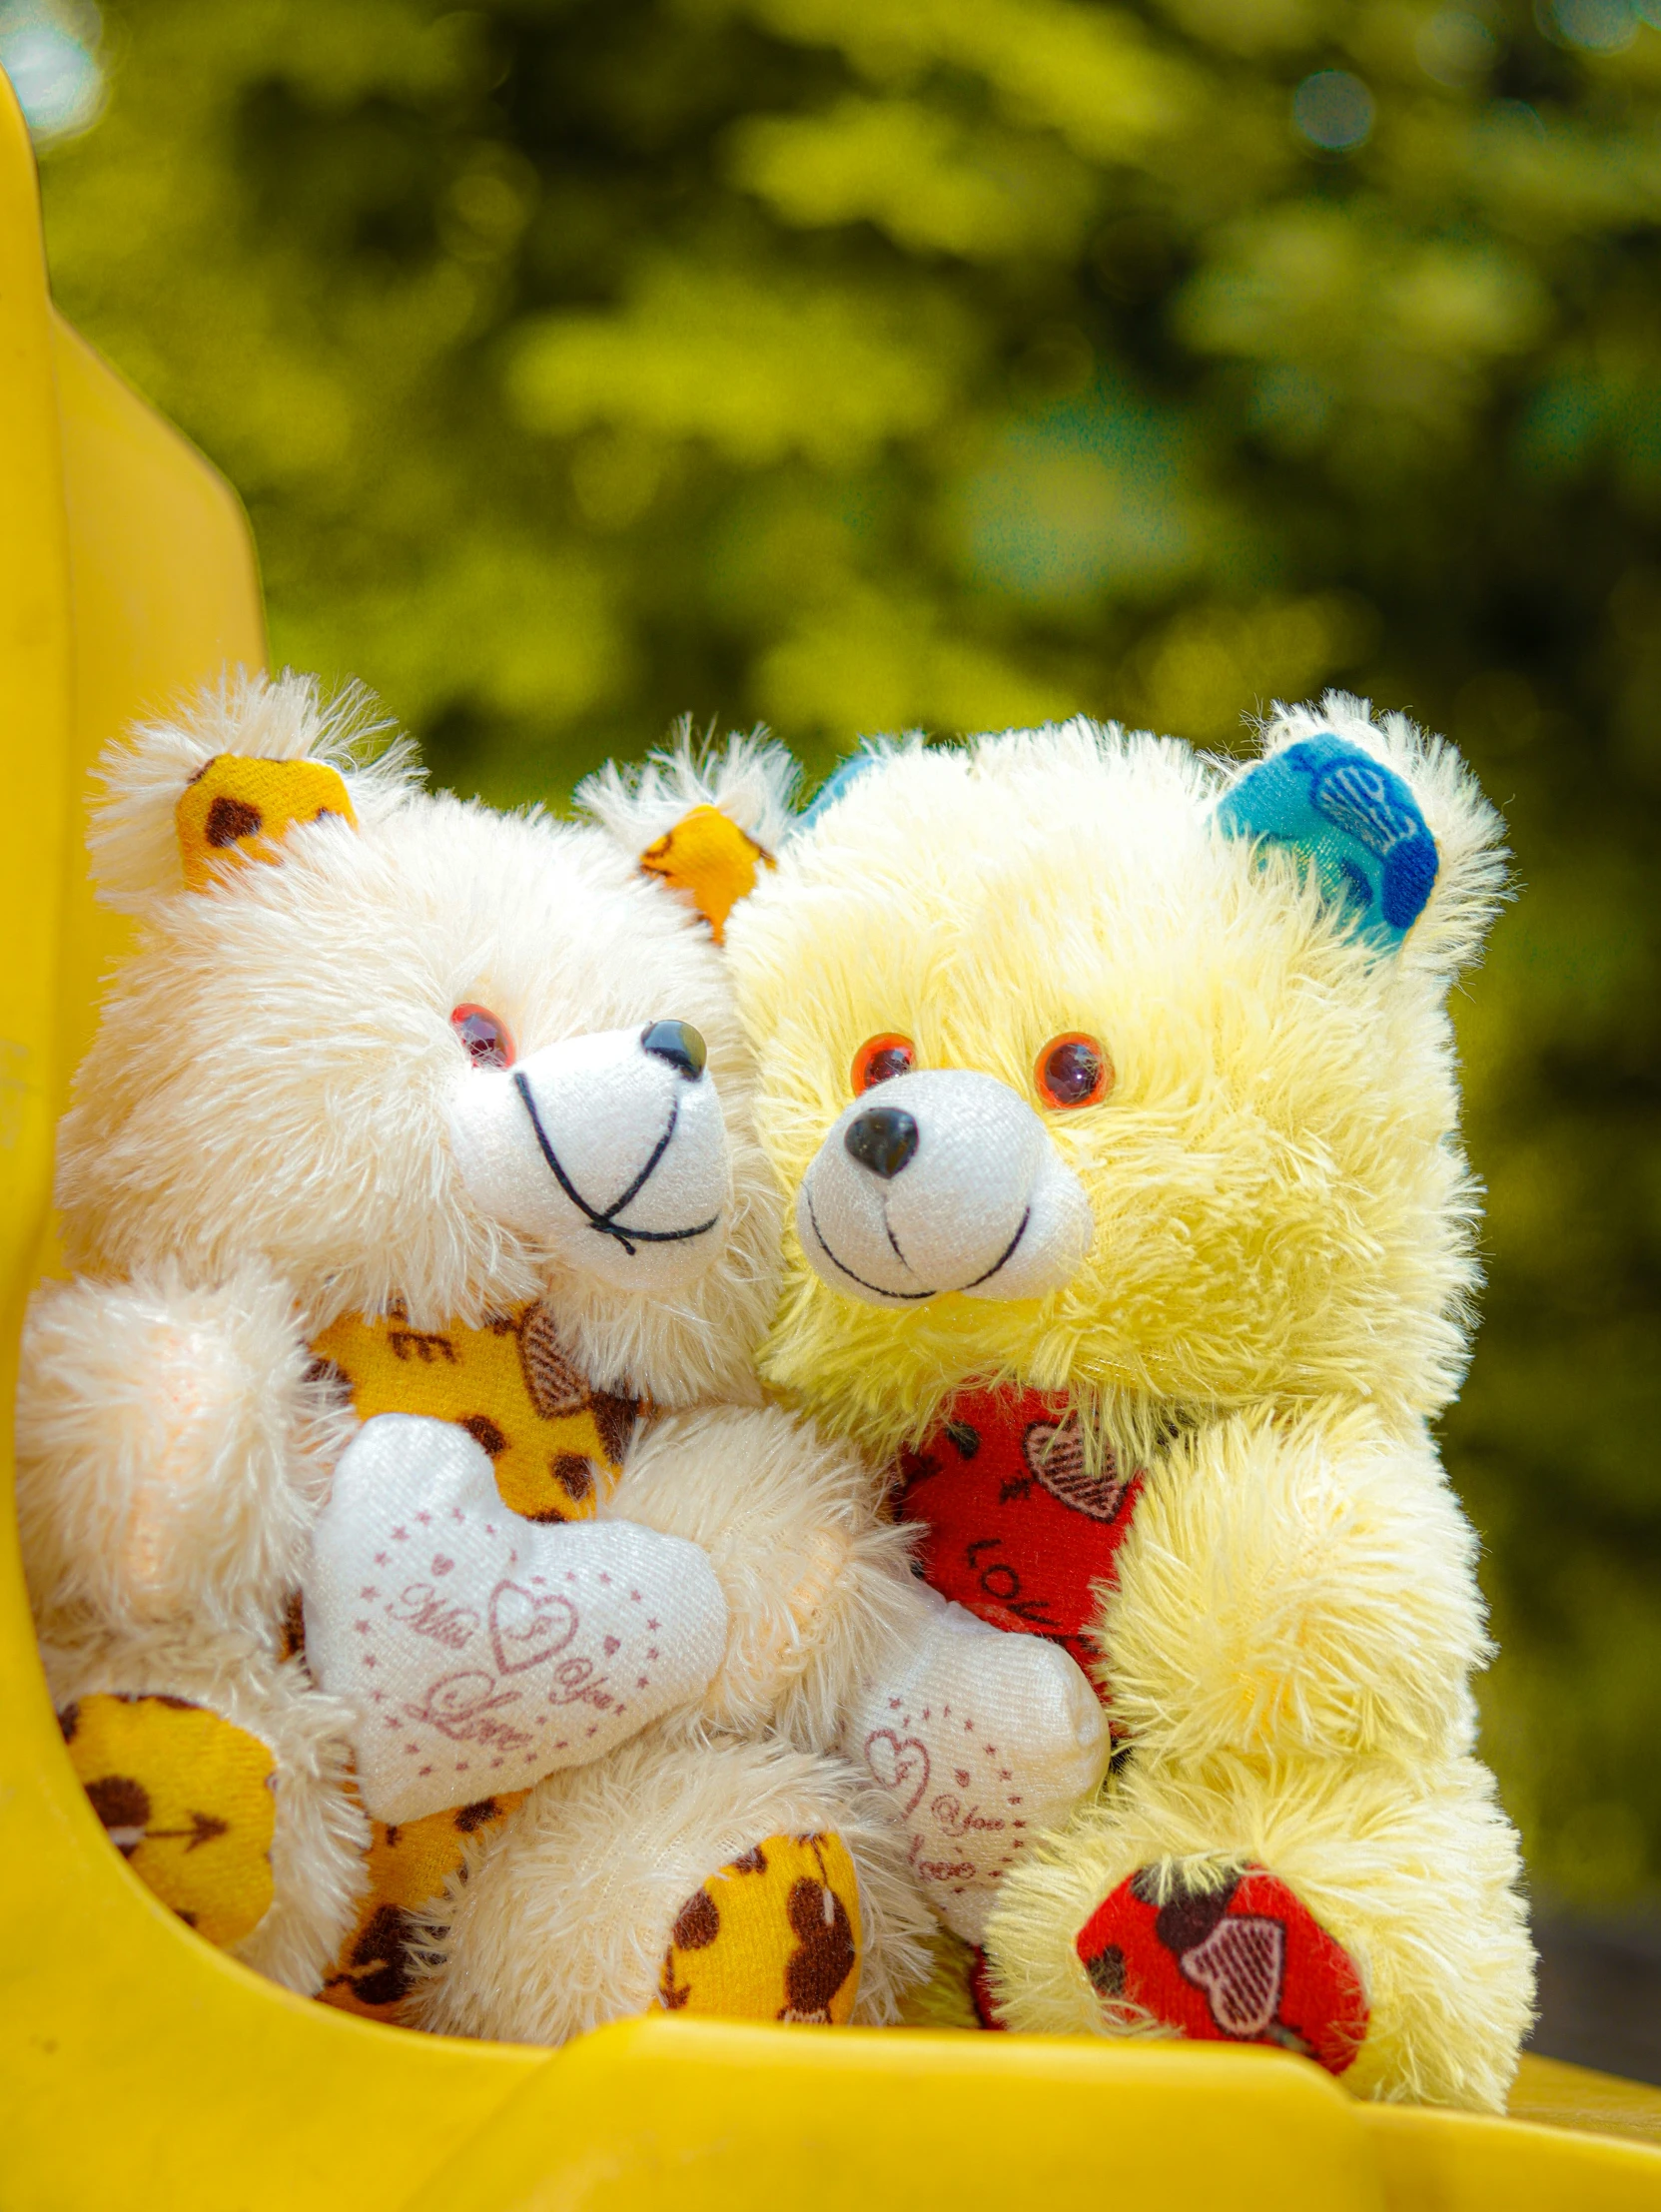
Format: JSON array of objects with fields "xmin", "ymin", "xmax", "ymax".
[
  {"xmin": 409, "ymin": 1732, "xmax": 930, "ymax": 2043},
  {"xmin": 40, "ymin": 1638, "xmax": 368, "ymax": 1993},
  {"xmin": 578, "ymin": 719, "xmax": 801, "ymax": 859},
  {"xmin": 17, "ymin": 1262, "xmax": 348, "ymax": 1639},
  {"xmin": 62, "ymin": 739, "xmax": 783, "ymax": 1405},
  {"xmin": 728, "ymin": 696, "xmax": 1533, "ymax": 2105},
  {"xmin": 88, "ymin": 672, "xmax": 417, "ymax": 914},
  {"xmin": 607, "ymin": 1404, "xmax": 922, "ymax": 1750},
  {"xmin": 22, "ymin": 675, "xmax": 930, "ymax": 2030}
]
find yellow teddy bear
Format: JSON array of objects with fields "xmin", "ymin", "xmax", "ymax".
[
  {"xmin": 16, "ymin": 671, "xmax": 930, "ymax": 2040},
  {"xmin": 727, "ymin": 698, "xmax": 1535, "ymax": 2111}
]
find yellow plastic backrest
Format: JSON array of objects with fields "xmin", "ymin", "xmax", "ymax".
[
  {"xmin": 0, "ymin": 69, "xmax": 545, "ymax": 2212},
  {"xmin": 3, "ymin": 63, "xmax": 1661, "ymax": 2212}
]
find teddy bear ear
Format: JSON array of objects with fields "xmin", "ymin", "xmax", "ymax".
[
  {"xmin": 1215, "ymin": 695, "xmax": 1508, "ymax": 971},
  {"xmin": 795, "ymin": 744, "xmax": 888, "ymax": 832},
  {"xmin": 636, "ymin": 804, "xmax": 774, "ymax": 945},
  {"xmin": 89, "ymin": 670, "xmax": 415, "ymax": 912},
  {"xmin": 577, "ymin": 723, "xmax": 799, "ymax": 946},
  {"xmin": 174, "ymin": 752, "xmax": 357, "ymax": 892}
]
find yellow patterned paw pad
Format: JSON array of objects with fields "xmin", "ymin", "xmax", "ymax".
[
  {"xmin": 651, "ymin": 1832, "xmax": 862, "ymax": 2025},
  {"xmin": 175, "ymin": 753, "xmax": 357, "ymax": 891},
  {"xmin": 59, "ymin": 1693, "xmax": 277, "ymax": 1947},
  {"xmin": 639, "ymin": 805, "xmax": 773, "ymax": 945},
  {"xmin": 319, "ymin": 1790, "xmax": 527, "ymax": 2022}
]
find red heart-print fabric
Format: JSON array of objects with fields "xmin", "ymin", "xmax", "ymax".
[
  {"xmin": 894, "ymin": 1385, "xmax": 1145, "ymax": 1694},
  {"xmin": 1074, "ymin": 1862, "xmax": 1369, "ymax": 2075}
]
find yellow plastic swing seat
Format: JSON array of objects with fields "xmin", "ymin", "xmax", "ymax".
[{"xmin": 2, "ymin": 66, "xmax": 1659, "ymax": 2212}]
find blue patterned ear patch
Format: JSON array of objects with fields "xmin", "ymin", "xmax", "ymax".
[
  {"xmin": 797, "ymin": 745, "xmax": 886, "ymax": 832},
  {"xmin": 1216, "ymin": 733, "xmax": 1438, "ymax": 951}
]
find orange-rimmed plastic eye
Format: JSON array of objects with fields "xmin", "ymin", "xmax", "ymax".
[
  {"xmin": 851, "ymin": 1034, "xmax": 916, "ymax": 1094},
  {"xmin": 1036, "ymin": 1033, "xmax": 1111, "ymax": 1109},
  {"xmin": 450, "ymin": 1003, "xmax": 514, "ymax": 1071}
]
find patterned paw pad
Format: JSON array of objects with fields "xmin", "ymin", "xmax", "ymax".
[
  {"xmin": 649, "ymin": 1832, "xmax": 862, "ymax": 2025},
  {"xmin": 59, "ymin": 1693, "xmax": 277, "ymax": 1947},
  {"xmin": 318, "ymin": 1790, "xmax": 527, "ymax": 2021},
  {"xmin": 1075, "ymin": 1862, "xmax": 1368, "ymax": 2076}
]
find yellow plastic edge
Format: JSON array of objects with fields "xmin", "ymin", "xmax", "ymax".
[
  {"xmin": 1363, "ymin": 2096, "xmax": 1661, "ymax": 2210},
  {"xmin": 401, "ymin": 2019, "xmax": 1390, "ymax": 2212},
  {"xmin": 1511, "ymin": 2053, "xmax": 1661, "ymax": 2149}
]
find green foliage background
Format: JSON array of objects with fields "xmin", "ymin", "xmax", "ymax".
[{"xmin": 31, "ymin": 0, "xmax": 1661, "ymax": 1908}]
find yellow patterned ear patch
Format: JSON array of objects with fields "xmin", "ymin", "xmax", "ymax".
[
  {"xmin": 639, "ymin": 804, "xmax": 773, "ymax": 945},
  {"xmin": 176, "ymin": 753, "xmax": 357, "ymax": 892},
  {"xmin": 59, "ymin": 1693, "xmax": 277, "ymax": 1947},
  {"xmin": 650, "ymin": 1832, "xmax": 862, "ymax": 2025}
]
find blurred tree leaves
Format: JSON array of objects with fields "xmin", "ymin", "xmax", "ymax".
[{"xmin": 30, "ymin": 0, "xmax": 1661, "ymax": 1903}]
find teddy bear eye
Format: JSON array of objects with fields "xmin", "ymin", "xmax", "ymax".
[
  {"xmin": 851, "ymin": 1034, "xmax": 916, "ymax": 1094},
  {"xmin": 1036, "ymin": 1033, "xmax": 1111, "ymax": 1109},
  {"xmin": 450, "ymin": 1004, "xmax": 514, "ymax": 1071}
]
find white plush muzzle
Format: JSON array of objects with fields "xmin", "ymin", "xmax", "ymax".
[
  {"xmin": 796, "ymin": 1069, "xmax": 1094, "ymax": 1307},
  {"xmin": 445, "ymin": 1024, "xmax": 732, "ymax": 1292}
]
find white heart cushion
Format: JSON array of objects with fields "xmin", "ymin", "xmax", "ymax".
[{"xmin": 305, "ymin": 1412, "xmax": 729, "ymax": 1822}]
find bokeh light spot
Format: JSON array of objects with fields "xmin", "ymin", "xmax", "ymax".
[
  {"xmin": 1540, "ymin": 0, "xmax": 1639, "ymax": 46},
  {"xmin": 1416, "ymin": 9, "xmax": 1500, "ymax": 84},
  {"xmin": 0, "ymin": 1, "xmax": 102, "ymax": 144},
  {"xmin": 1292, "ymin": 70, "xmax": 1375, "ymax": 152}
]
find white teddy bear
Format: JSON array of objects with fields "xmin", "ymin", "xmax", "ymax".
[{"xmin": 18, "ymin": 672, "xmax": 947, "ymax": 2042}]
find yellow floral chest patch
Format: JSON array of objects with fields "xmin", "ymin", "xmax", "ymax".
[{"xmin": 310, "ymin": 1300, "xmax": 638, "ymax": 1522}]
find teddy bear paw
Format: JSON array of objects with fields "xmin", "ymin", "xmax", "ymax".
[
  {"xmin": 847, "ymin": 1591, "xmax": 1110, "ymax": 1944},
  {"xmin": 1074, "ymin": 1861, "xmax": 1368, "ymax": 2075}
]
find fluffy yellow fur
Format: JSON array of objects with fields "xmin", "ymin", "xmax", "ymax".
[
  {"xmin": 985, "ymin": 1753, "xmax": 1529, "ymax": 2114},
  {"xmin": 1099, "ymin": 1402, "xmax": 1489, "ymax": 1769},
  {"xmin": 727, "ymin": 696, "xmax": 1532, "ymax": 2106},
  {"xmin": 729, "ymin": 702, "xmax": 1506, "ymax": 1459}
]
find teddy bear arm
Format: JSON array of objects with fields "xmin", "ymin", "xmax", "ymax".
[
  {"xmin": 603, "ymin": 1402, "xmax": 921, "ymax": 1747},
  {"xmin": 15, "ymin": 1265, "xmax": 344, "ymax": 1640},
  {"xmin": 1100, "ymin": 1409, "xmax": 1490, "ymax": 1768}
]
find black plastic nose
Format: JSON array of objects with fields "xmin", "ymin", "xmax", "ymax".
[
  {"xmin": 641, "ymin": 1020, "xmax": 707, "ymax": 1080},
  {"xmin": 844, "ymin": 1105, "xmax": 919, "ymax": 1180}
]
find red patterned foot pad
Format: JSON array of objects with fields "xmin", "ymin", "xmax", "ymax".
[
  {"xmin": 968, "ymin": 1945, "xmax": 1008, "ymax": 2031},
  {"xmin": 1074, "ymin": 1863, "xmax": 1368, "ymax": 2075}
]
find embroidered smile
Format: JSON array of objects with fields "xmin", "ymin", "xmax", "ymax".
[
  {"xmin": 512, "ymin": 1071, "xmax": 721, "ymax": 1256},
  {"xmin": 804, "ymin": 1185, "xmax": 1031, "ymax": 1302}
]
